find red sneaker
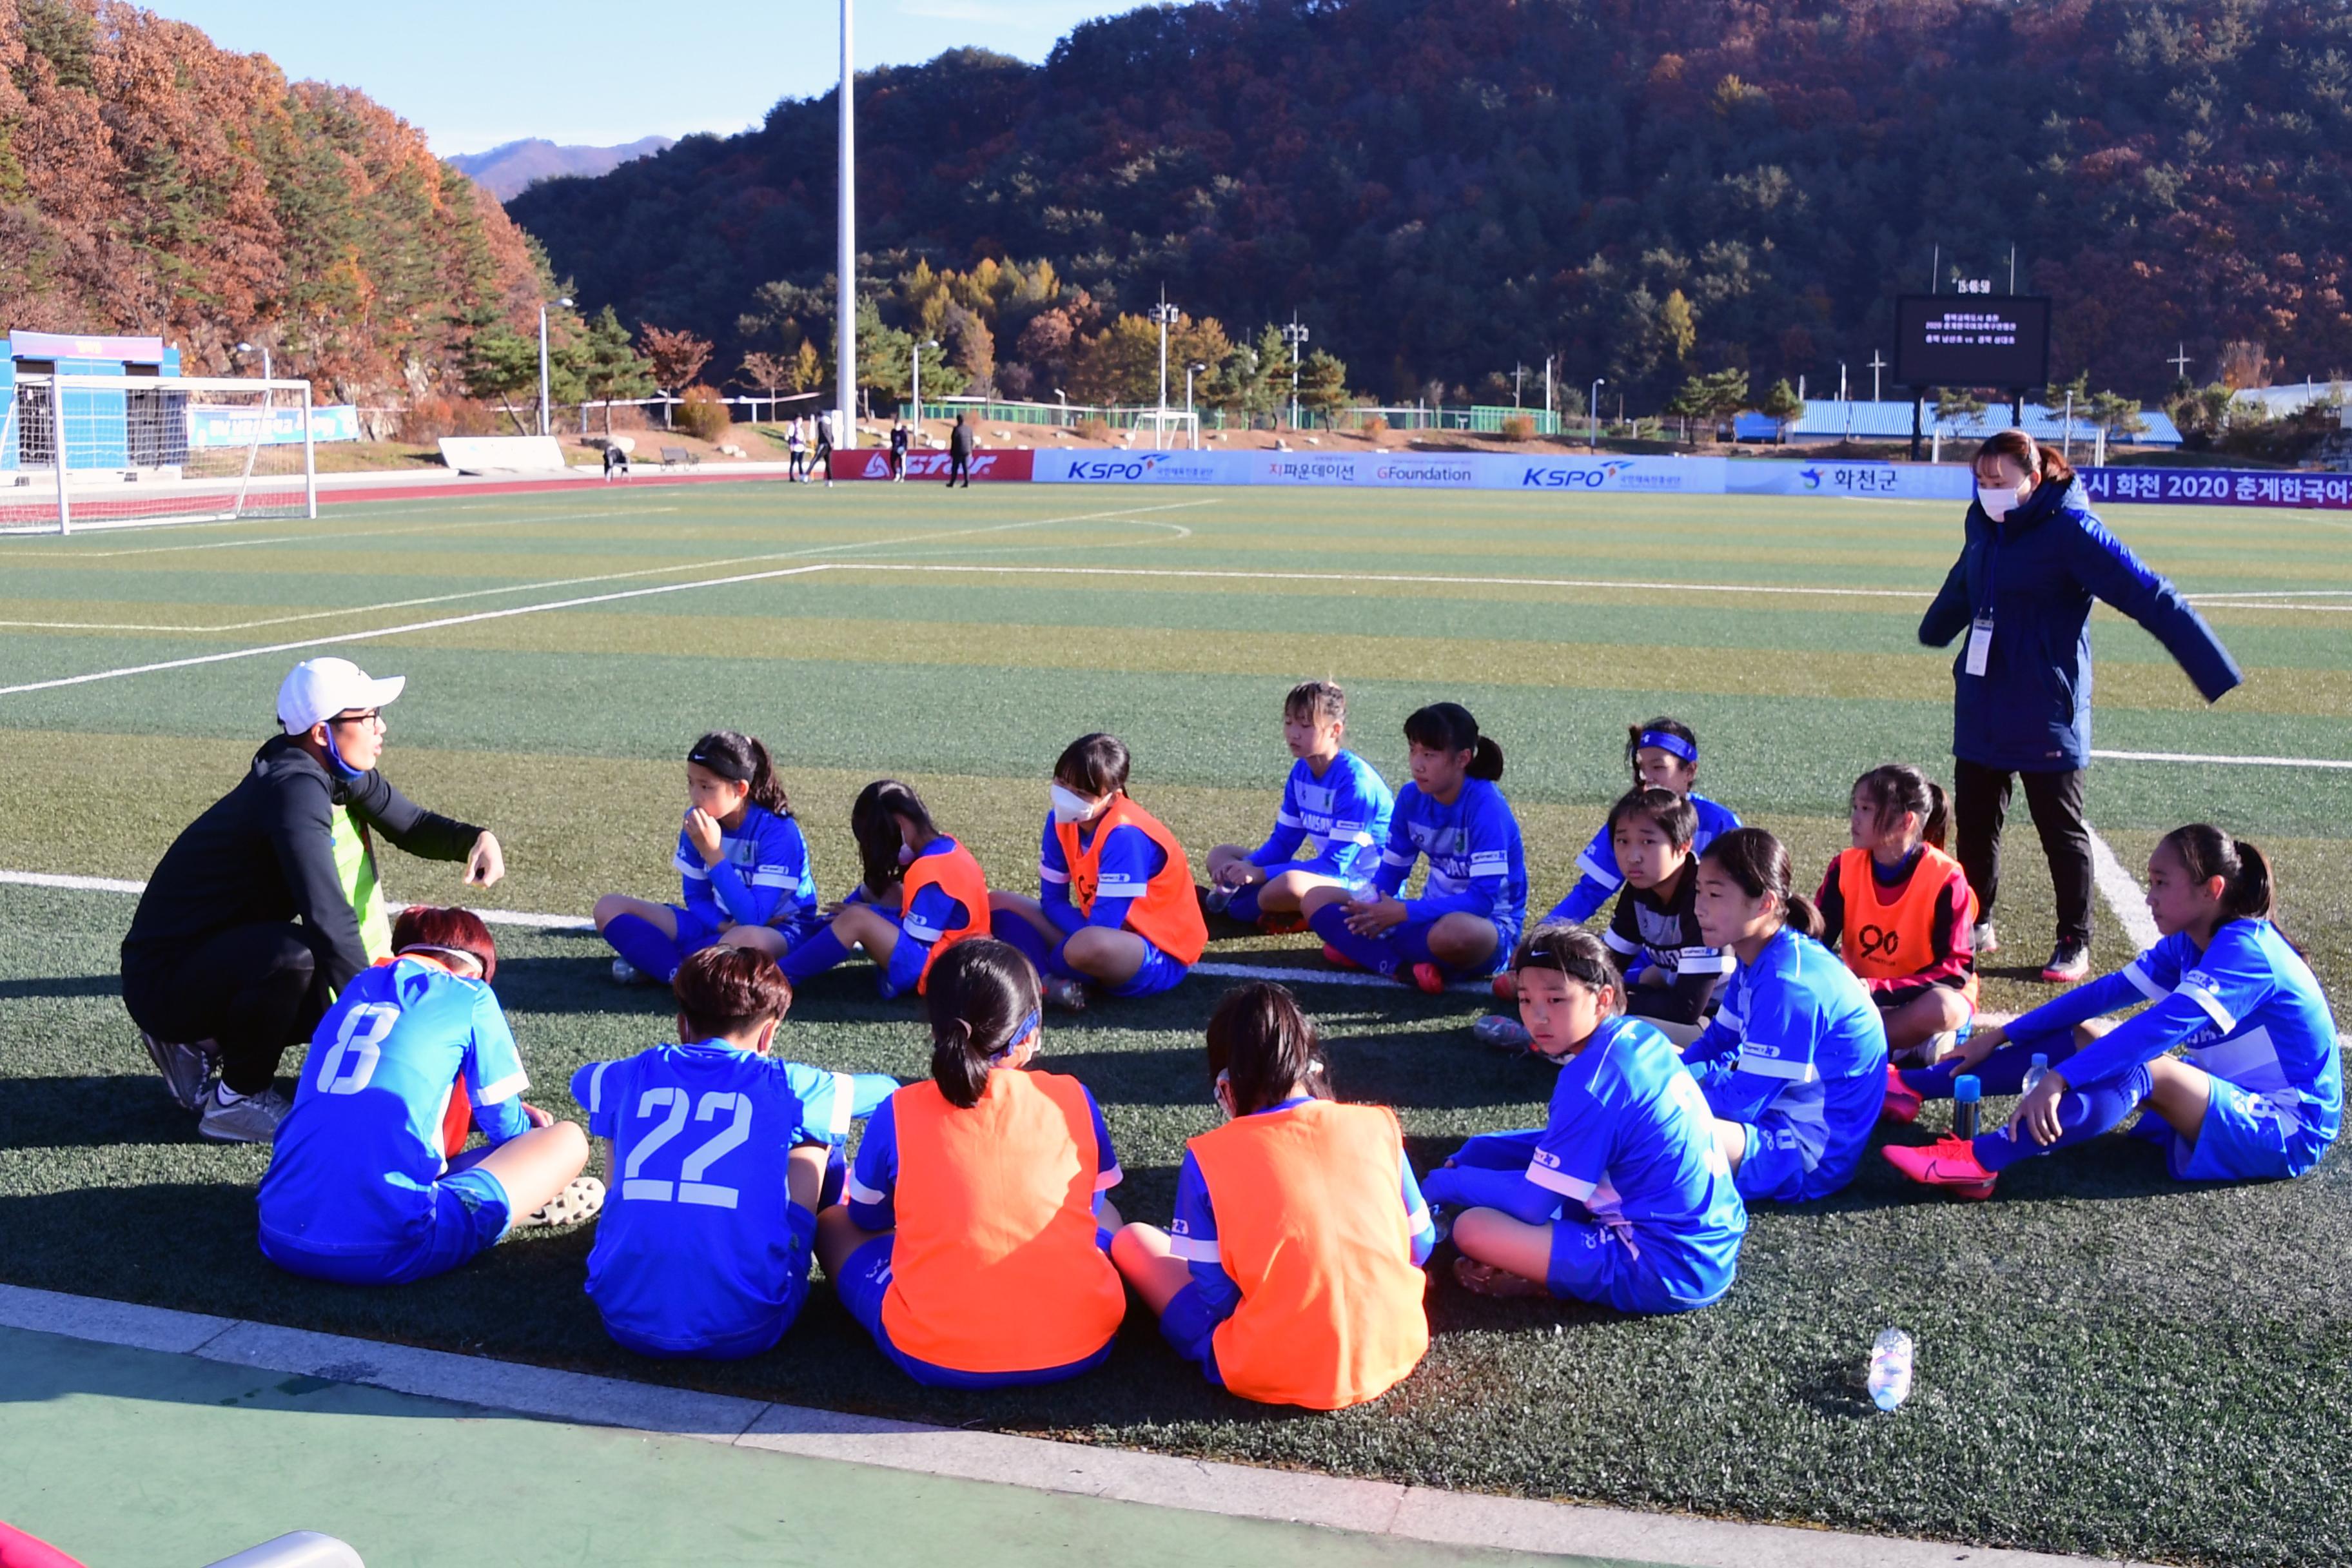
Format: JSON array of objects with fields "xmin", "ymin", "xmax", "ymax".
[
  {"xmin": 1407, "ymin": 962, "xmax": 1447, "ymax": 995},
  {"xmin": 1490, "ymin": 973, "xmax": 1516, "ymax": 1003},
  {"xmin": 1321, "ymin": 943, "xmax": 1364, "ymax": 972},
  {"xmin": 1256, "ymin": 912, "xmax": 1311, "ymax": 936},
  {"xmin": 1879, "ymin": 1062, "xmax": 1924, "ymax": 1124},
  {"xmin": 1883, "ymin": 1136, "xmax": 1997, "ymax": 1200}
]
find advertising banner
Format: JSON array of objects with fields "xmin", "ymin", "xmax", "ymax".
[
  {"xmin": 188, "ymin": 403, "xmax": 360, "ymax": 447},
  {"xmin": 1505, "ymin": 456, "xmax": 1725, "ymax": 493},
  {"xmin": 1725, "ymin": 460, "xmax": 1974, "ymax": 500},
  {"xmin": 839, "ymin": 448, "xmax": 1035, "ymax": 482},
  {"xmin": 2079, "ymin": 466, "xmax": 2352, "ymax": 512},
  {"xmin": 1032, "ymin": 449, "xmax": 1229, "ymax": 484}
]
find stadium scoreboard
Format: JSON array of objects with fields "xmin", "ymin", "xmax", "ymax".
[{"xmin": 1894, "ymin": 294, "xmax": 2052, "ymax": 389}]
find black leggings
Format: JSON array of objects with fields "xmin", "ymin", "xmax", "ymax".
[
  {"xmin": 946, "ymin": 453, "xmax": 970, "ymax": 486},
  {"xmin": 1952, "ymin": 759, "xmax": 2093, "ymax": 947},
  {"xmin": 122, "ymin": 923, "xmax": 333, "ymax": 1095}
]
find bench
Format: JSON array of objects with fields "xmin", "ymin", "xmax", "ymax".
[{"xmin": 660, "ymin": 446, "xmax": 700, "ymax": 470}]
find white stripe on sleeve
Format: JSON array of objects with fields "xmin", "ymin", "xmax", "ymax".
[
  {"xmin": 1168, "ymin": 1233, "xmax": 1221, "ymax": 1264},
  {"xmin": 828, "ymin": 1073, "xmax": 854, "ymax": 1139},
  {"xmin": 587, "ymin": 1061, "xmax": 610, "ymax": 1114},
  {"xmin": 1525, "ymin": 1162, "xmax": 1596, "ymax": 1200},
  {"xmin": 2123, "ymin": 961, "xmax": 2166, "ymax": 1003},
  {"xmin": 2175, "ymin": 981, "xmax": 2237, "ymax": 1034},
  {"xmin": 844, "ymin": 1170, "xmax": 886, "ymax": 1205},
  {"xmin": 475, "ymin": 1070, "xmax": 527, "ymax": 1104}
]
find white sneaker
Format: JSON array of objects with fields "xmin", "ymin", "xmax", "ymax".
[
  {"xmin": 1972, "ymin": 919, "xmax": 1999, "ymax": 956},
  {"xmin": 1041, "ymin": 974, "xmax": 1089, "ymax": 1012},
  {"xmin": 199, "ymin": 1084, "xmax": 291, "ymax": 1144},
  {"xmin": 141, "ymin": 1031, "xmax": 217, "ymax": 1111},
  {"xmin": 611, "ymin": 957, "xmax": 647, "ymax": 986}
]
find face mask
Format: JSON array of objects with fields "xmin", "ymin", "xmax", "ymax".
[
  {"xmin": 1049, "ymin": 783, "xmax": 1097, "ymax": 825},
  {"xmin": 1977, "ymin": 484, "xmax": 2022, "ymax": 521}
]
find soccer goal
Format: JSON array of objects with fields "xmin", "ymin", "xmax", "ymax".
[{"xmin": 0, "ymin": 372, "xmax": 318, "ymax": 535}]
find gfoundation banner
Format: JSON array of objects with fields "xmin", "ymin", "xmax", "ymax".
[{"xmin": 838, "ymin": 449, "xmax": 1035, "ymax": 482}]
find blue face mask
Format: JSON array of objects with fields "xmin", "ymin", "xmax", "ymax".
[{"xmin": 321, "ymin": 725, "xmax": 367, "ymax": 781}]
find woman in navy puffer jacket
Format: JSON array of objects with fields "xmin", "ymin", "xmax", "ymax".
[{"xmin": 1919, "ymin": 430, "xmax": 2240, "ymax": 984}]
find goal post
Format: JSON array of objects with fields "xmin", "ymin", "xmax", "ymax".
[{"xmin": 0, "ymin": 371, "xmax": 318, "ymax": 535}]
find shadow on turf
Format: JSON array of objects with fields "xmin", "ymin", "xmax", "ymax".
[
  {"xmin": 0, "ymin": 1075, "xmax": 223, "ymax": 1149},
  {"xmin": 0, "ymin": 974, "xmax": 123, "ymax": 1002}
]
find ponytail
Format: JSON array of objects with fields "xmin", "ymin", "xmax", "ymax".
[
  {"xmin": 1923, "ymin": 782, "xmax": 1950, "ymax": 850},
  {"xmin": 1206, "ymin": 981, "xmax": 1329, "ymax": 1116},
  {"xmin": 687, "ymin": 730, "xmax": 791, "ymax": 817},
  {"xmin": 1700, "ymin": 826, "xmax": 1825, "ymax": 940},
  {"xmin": 850, "ymin": 778, "xmax": 938, "ymax": 899},
  {"xmin": 1405, "ymin": 701, "xmax": 1504, "ymax": 781},
  {"xmin": 1972, "ymin": 428, "xmax": 2075, "ymax": 488},
  {"xmin": 1853, "ymin": 763, "xmax": 1949, "ymax": 851},
  {"xmin": 2159, "ymin": 824, "xmax": 2281, "ymax": 931},
  {"xmin": 923, "ymin": 939, "xmax": 1041, "ymax": 1110}
]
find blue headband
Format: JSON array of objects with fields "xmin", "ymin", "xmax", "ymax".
[
  {"xmin": 988, "ymin": 1008, "xmax": 1043, "ymax": 1064},
  {"xmin": 1637, "ymin": 729, "xmax": 1698, "ymax": 765}
]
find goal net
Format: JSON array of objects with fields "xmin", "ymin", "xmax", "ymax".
[{"xmin": 0, "ymin": 373, "xmax": 318, "ymax": 534}]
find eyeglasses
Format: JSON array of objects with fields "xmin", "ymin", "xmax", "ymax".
[{"xmin": 329, "ymin": 709, "xmax": 384, "ymax": 730}]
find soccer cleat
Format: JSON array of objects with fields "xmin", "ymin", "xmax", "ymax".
[
  {"xmin": 1972, "ymin": 919, "xmax": 1999, "ymax": 956},
  {"xmin": 198, "ymin": 1085, "xmax": 291, "ymax": 1144},
  {"xmin": 1320, "ymin": 943, "xmax": 1364, "ymax": 972},
  {"xmin": 610, "ymin": 957, "xmax": 646, "ymax": 986},
  {"xmin": 2041, "ymin": 941, "xmax": 2090, "ymax": 984},
  {"xmin": 521, "ymin": 1176, "xmax": 607, "ymax": 1228},
  {"xmin": 1200, "ymin": 882, "xmax": 1235, "ymax": 916},
  {"xmin": 1883, "ymin": 1136, "xmax": 1997, "ymax": 1200},
  {"xmin": 141, "ymin": 1032, "xmax": 217, "ymax": 1112},
  {"xmin": 1407, "ymin": 962, "xmax": 1447, "ymax": 995},
  {"xmin": 1041, "ymin": 974, "xmax": 1089, "ymax": 1012},
  {"xmin": 1471, "ymin": 1014, "xmax": 1533, "ymax": 1052},
  {"xmin": 1879, "ymin": 1061, "xmax": 1925, "ymax": 1124},
  {"xmin": 1490, "ymin": 974, "xmax": 1516, "ymax": 1003},
  {"xmin": 1255, "ymin": 912, "xmax": 1311, "ymax": 936}
]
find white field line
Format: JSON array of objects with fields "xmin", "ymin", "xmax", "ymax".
[
  {"xmin": 0, "ymin": 507, "xmax": 677, "ymax": 560},
  {"xmin": 0, "ymin": 504, "xmax": 1217, "ymax": 698},
  {"xmin": 828, "ymin": 562, "xmax": 1941, "ymax": 599},
  {"xmin": 2087, "ymin": 828, "xmax": 2164, "ymax": 951},
  {"xmin": 2089, "ymin": 747, "xmax": 2352, "ymax": 770}
]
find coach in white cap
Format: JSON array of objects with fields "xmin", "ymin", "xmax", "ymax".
[{"xmin": 120, "ymin": 658, "xmax": 505, "ymax": 1142}]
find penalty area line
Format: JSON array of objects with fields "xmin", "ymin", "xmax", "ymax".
[{"xmin": 2090, "ymin": 747, "xmax": 2352, "ymax": 770}]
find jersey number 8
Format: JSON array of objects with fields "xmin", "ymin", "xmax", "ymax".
[
  {"xmin": 314, "ymin": 1003, "xmax": 399, "ymax": 1096},
  {"xmin": 622, "ymin": 1088, "xmax": 754, "ymax": 1210}
]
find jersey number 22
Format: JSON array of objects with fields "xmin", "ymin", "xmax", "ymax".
[{"xmin": 622, "ymin": 1088, "xmax": 754, "ymax": 1210}]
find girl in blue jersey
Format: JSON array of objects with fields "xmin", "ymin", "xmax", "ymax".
[
  {"xmin": 1547, "ymin": 718, "xmax": 1741, "ymax": 928},
  {"xmin": 778, "ymin": 780, "xmax": 990, "ymax": 999},
  {"xmin": 1683, "ymin": 828, "xmax": 1890, "ymax": 1202},
  {"xmin": 1424, "ymin": 926, "xmax": 1745, "ymax": 1313},
  {"xmin": 1303, "ymin": 703, "xmax": 1528, "ymax": 994},
  {"xmin": 572, "ymin": 947, "xmax": 897, "ymax": 1358},
  {"xmin": 1887, "ymin": 826, "xmax": 2341, "ymax": 1199},
  {"xmin": 594, "ymin": 731, "xmax": 819, "ymax": 985},
  {"xmin": 258, "ymin": 906, "xmax": 594, "ymax": 1286},
  {"xmin": 1204, "ymin": 681, "xmax": 1396, "ymax": 934}
]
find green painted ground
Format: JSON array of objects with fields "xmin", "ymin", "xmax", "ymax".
[{"xmin": 3, "ymin": 483, "xmax": 2349, "ymax": 1565}]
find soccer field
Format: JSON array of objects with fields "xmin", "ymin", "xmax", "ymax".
[{"xmin": 3, "ymin": 480, "xmax": 2349, "ymax": 1565}]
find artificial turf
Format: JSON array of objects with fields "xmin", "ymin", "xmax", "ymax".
[{"xmin": 2, "ymin": 482, "xmax": 2348, "ymax": 1565}]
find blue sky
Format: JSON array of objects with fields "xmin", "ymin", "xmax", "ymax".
[{"xmin": 150, "ymin": 1, "xmax": 1148, "ymax": 155}]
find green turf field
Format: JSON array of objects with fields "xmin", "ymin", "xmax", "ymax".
[{"xmin": 3, "ymin": 482, "xmax": 2349, "ymax": 1565}]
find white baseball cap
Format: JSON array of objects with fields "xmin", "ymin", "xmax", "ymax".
[{"xmin": 277, "ymin": 657, "xmax": 406, "ymax": 734}]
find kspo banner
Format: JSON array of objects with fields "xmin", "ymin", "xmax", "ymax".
[{"xmin": 838, "ymin": 449, "xmax": 1035, "ymax": 482}]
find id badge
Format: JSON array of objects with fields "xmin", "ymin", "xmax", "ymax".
[{"xmin": 1965, "ymin": 614, "xmax": 1994, "ymax": 677}]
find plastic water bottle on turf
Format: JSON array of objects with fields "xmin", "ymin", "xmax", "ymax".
[
  {"xmin": 1952, "ymin": 1075, "xmax": 1982, "ymax": 1139},
  {"xmin": 1867, "ymin": 1327, "xmax": 1914, "ymax": 1412},
  {"xmin": 2021, "ymin": 1052, "xmax": 2051, "ymax": 1096},
  {"xmin": 1349, "ymin": 876, "xmax": 1382, "ymax": 907}
]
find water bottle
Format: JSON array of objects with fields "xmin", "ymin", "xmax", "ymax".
[
  {"xmin": 1952, "ymin": 1074, "xmax": 1982, "ymax": 1140},
  {"xmin": 2021, "ymin": 1053, "xmax": 2051, "ymax": 1096},
  {"xmin": 1349, "ymin": 876, "xmax": 1382, "ymax": 908},
  {"xmin": 1867, "ymin": 1327, "xmax": 1914, "ymax": 1412}
]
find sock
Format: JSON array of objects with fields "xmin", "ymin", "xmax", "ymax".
[
  {"xmin": 1903, "ymin": 1038, "xmax": 2079, "ymax": 1100},
  {"xmin": 778, "ymin": 926, "xmax": 854, "ymax": 985},
  {"xmin": 1224, "ymin": 881, "xmax": 1264, "ymax": 923},
  {"xmin": 1308, "ymin": 903, "xmax": 1397, "ymax": 975},
  {"xmin": 989, "ymin": 910, "xmax": 1054, "ymax": 972},
  {"xmin": 1972, "ymin": 1065, "xmax": 2151, "ymax": 1171},
  {"xmin": 1048, "ymin": 936, "xmax": 1100, "ymax": 983},
  {"xmin": 604, "ymin": 914, "xmax": 685, "ymax": 984},
  {"xmin": 1387, "ymin": 916, "xmax": 1442, "ymax": 974}
]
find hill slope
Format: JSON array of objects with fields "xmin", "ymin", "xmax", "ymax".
[
  {"xmin": 508, "ymin": 0, "xmax": 2352, "ymax": 405},
  {"xmin": 448, "ymin": 136, "xmax": 674, "ymax": 201}
]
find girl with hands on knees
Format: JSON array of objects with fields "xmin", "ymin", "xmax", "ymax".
[
  {"xmin": 1202, "ymin": 681, "xmax": 1395, "ymax": 934},
  {"xmin": 1424, "ymin": 926, "xmax": 1745, "ymax": 1313},
  {"xmin": 779, "ymin": 780, "xmax": 989, "ymax": 998},
  {"xmin": 1112, "ymin": 981, "xmax": 1434, "ymax": 1409},
  {"xmin": 1886, "ymin": 826, "xmax": 2340, "ymax": 1200},
  {"xmin": 593, "ymin": 731, "xmax": 818, "ymax": 985}
]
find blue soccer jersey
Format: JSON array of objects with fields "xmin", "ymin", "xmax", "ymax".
[
  {"xmin": 573, "ymin": 1043, "xmax": 896, "ymax": 1357},
  {"xmin": 259, "ymin": 957, "xmax": 532, "ymax": 1257},
  {"xmin": 2009, "ymin": 919, "xmax": 2342, "ymax": 1171},
  {"xmin": 1246, "ymin": 751, "xmax": 1396, "ymax": 883},
  {"xmin": 1681, "ymin": 925, "xmax": 1888, "ymax": 1202},
  {"xmin": 676, "ymin": 803, "xmax": 818, "ymax": 935},
  {"xmin": 1157, "ymin": 1097, "xmax": 1436, "ymax": 1364},
  {"xmin": 1036, "ymin": 813, "xmax": 1164, "ymax": 936},
  {"xmin": 1547, "ymin": 792, "xmax": 1741, "ymax": 926},
  {"xmin": 1369, "ymin": 776, "xmax": 1528, "ymax": 933}
]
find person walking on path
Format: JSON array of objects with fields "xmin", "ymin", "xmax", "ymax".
[
  {"xmin": 120, "ymin": 658, "xmax": 506, "ymax": 1142},
  {"xmin": 815, "ymin": 410, "xmax": 836, "ymax": 487},
  {"xmin": 946, "ymin": 414, "xmax": 974, "ymax": 487},
  {"xmin": 1919, "ymin": 430, "xmax": 2239, "ymax": 984}
]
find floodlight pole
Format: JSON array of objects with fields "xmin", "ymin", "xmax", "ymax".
[
  {"xmin": 1589, "ymin": 377, "xmax": 1605, "ymax": 452},
  {"xmin": 537, "ymin": 297, "xmax": 571, "ymax": 437},
  {"xmin": 836, "ymin": 0, "xmax": 857, "ymax": 453},
  {"xmin": 1869, "ymin": 351, "xmax": 1887, "ymax": 403},
  {"xmin": 1150, "ymin": 296, "xmax": 1180, "ymax": 451},
  {"xmin": 1186, "ymin": 360, "xmax": 1206, "ymax": 450},
  {"xmin": 1282, "ymin": 316, "xmax": 1309, "ymax": 429},
  {"xmin": 1544, "ymin": 356, "xmax": 1553, "ymax": 431}
]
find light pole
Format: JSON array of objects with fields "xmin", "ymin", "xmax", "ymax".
[
  {"xmin": 1148, "ymin": 296, "xmax": 1180, "ymax": 450},
  {"xmin": 537, "ymin": 297, "xmax": 571, "ymax": 436},
  {"xmin": 1053, "ymin": 387, "xmax": 1068, "ymax": 429},
  {"xmin": 911, "ymin": 338, "xmax": 938, "ymax": 426},
  {"xmin": 1589, "ymin": 377, "xmax": 1605, "ymax": 452},
  {"xmin": 235, "ymin": 340, "xmax": 272, "ymax": 383},
  {"xmin": 1513, "ymin": 362, "xmax": 1524, "ymax": 407},
  {"xmin": 1185, "ymin": 360, "xmax": 1206, "ymax": 449},
  {"xmin": 1281, "ymin": 316, "xmax": 1309, "ymax": 429},
  {"xmin": 1544, "ymin": 356, "xmax": 1553, "ymax": 431},
  {"xmin": 836, "ymin": 0, "xmax": 857, "ymax": 452}
]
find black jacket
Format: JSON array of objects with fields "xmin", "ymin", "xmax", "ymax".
[
  {"xmin": 1919, "ymin": 478, "xmax": 2240, "ymax": 770},
  {"xmin": 949, "ymin": 422, "xmax": 974, "ymax": 456},
  {"xmin": 122, "ymin": 735, "xmax": 482, "ymax": 994}
]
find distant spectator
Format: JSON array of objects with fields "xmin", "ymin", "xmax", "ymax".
[
  {"xmin": 787, "ymin": 416, "xmax": 809, "ymax": 482},
  {"xmin": 890, "ymin": 416, "xmax": 910, "ymax": 482},
  {"xmin": 602, "ymin": 441, "xmax": 627, "ymax": 481},
  {"xmin": 815, "ymin": 409, "xmax": 836, "ymax": 487},
  {"xmin": 946, "ymin": 414, "xmax": 973, "ymax": 488}
]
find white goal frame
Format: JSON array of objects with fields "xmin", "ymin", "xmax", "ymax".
[{"xmin": 2, "ymin": 371, "xmax": 318, "ymax": 536}]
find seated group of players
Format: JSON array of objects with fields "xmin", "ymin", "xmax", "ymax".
[{"xmin": 253, "ymin": 682, "xmax": 2344, "ymax": 1411}]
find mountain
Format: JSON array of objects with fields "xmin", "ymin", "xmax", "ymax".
[
  {"xmin": 505, "ymin": 0, "xmax": 2352, "ymax": 407},
  {"xmin": 0, "ymin": 0, "xmax": 551, "ymax": 413},
  {"xmin": 448, "ymin": 136, "xmax": 674, "ymax": 201}
]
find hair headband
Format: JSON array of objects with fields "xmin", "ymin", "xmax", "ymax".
[
  {"xmin": 1637, "ymin": 729, "xmax": 1698, "ymax": 764},
  {"xmin": 397, "ymin": 944, "xmax": 483, "ymax": 972},
  {"xmin": 986, "ymin": 1008, "xmax": 1042, "ymax": 1064},
  {"xmin": 688, "ymin": 745, "xmax": 754, "ymax": 783}
]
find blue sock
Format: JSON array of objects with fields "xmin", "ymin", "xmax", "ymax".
[
  {"xmin": 1224, "ymin": 882, "xmax": 1264, "ymax": 923},
  {"xmin": 1387, "ymin": 916, "xmax": 1442, "ymax": 973},
  {"xmin": 1308, "ymin": 903, "xmax": 1397, "ymax": 975},
  {"xmin": 604, "ymin": 914, "xmax": 685, "ymax": 983},
  {"xmin": 779, "ymin": 925, "xmax": 853, "ymax": 985},
  {"xmin": 990, "ymin": 910, "xmax": 1054, "ymax": 972},
  {"xmin": 1045, "ymin": 936, "xmax": 1096, "ymax": 983},
  {"xmin": 1903, "ymin": 1039, "xmax": 2079, "ymax": 1099},
  {"xmin": 1972, "ymin": 1065, "xmax": 2151, "ymax": 1171}
]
